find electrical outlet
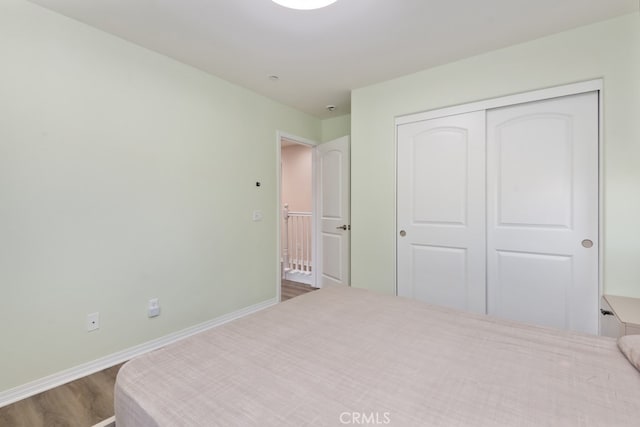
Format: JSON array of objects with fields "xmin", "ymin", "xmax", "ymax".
[
  {"xmin": 148, "ymin": 298, "xmax": 160, "ymax": 318},
  {"xmin": 87, "ymin": 312, "xmax": 99, "ymax": 332}
]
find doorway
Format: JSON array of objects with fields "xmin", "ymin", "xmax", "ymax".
[
  {"xmin": 280, "ymin": 137, "xmax": 316, "ymax": 296},
  {"xmin": 276, "ymin": 133, "xmax": 351, "ymax": 302}
]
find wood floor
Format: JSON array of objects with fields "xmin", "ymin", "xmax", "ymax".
[
  {"xmin": 0, "ymin": 364, "xmax": 122, "ymax": 427},
  {"xmin": 281, "ymin": 279, "xmax": 318, "ymax": 301},
  {"xmin": 1, "ymin": 281, "xmax": 316, "ymax": 426}
]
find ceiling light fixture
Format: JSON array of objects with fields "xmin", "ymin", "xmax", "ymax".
[{"xmin": 272, "ymin": 0, "xmax": 338, "ymax": 10}]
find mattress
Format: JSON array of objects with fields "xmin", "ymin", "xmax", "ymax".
[{"xmin": 115, "ymin": 286, "xmax": 640, "ymax": 426}]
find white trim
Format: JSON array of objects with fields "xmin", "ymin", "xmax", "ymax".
[
  {"xmin": 284, "ymin": 269, "xmax": 314, "ymax": 286},
  {"xmin": 394, "ymin": 79, "xmax": 604, "ymax": 324},
  {"xmin": 0, "ymin": 297, "xmax": 277, "ymax": 408},
  {"xmin": 279, "ymin": 131, "xmax": 318, "ymax": 148},
  {"xmin": 393, "ymin": 122, "xmax": 399, "ymax": 296},
  {"xmin": 312, "ymin": 144, "xmax": 319, "ymax": 287},
  {"xmin": 92, "ymin": 416, "xmax": 115, "ymax": 427},
  {"xmin": 276, "ymin": 131, "xmax": 319, "ymax": 300},
  {"xmin": 395, "ymin": 79, "xmax": 603, "ymax": 126},
  {"xmin": 598, "ymin": 87, "xmax": 605, "ymax": 334}
]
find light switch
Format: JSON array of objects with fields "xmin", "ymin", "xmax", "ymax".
[{"xmin": 252, "ymin": 210, "xmax": 263, "ymax": 221}]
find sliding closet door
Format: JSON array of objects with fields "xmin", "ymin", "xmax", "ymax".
[
  {"xmin": 397, "ymin": 112, "xmax": 486, "ymax": 313},
  {"xmin": 486, "ymin": 92, "xmax": 599, "ymax": 334}
]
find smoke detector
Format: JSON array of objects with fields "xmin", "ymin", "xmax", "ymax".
[{"xmin": 273, "ymin": 0, "xmax": 338, "ymax": 10}]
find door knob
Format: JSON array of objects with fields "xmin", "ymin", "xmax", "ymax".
[
  {"xmin": 581, "ymin": 239, "xmax": 593, "ymax": 248},
  {"xmin": 336, "ymin": 225, "xmax": 347, "ymax": 230},
  {"xmin": 399, "ymin": 230, "xmax": 406, "ymax": 237}
]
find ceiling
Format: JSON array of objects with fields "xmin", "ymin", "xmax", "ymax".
[{"xmin": 28, "ymin": 0, "xmax": 639, "ymax": 118}]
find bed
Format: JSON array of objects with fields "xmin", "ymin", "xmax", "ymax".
[{"xmin": 115, "ymin": 286, "xmax": 640, "ymax": 426}]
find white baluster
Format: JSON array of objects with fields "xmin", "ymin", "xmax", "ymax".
[
  {"xmin": 304, "ymin": 217, "xmax": 309, "ymax": 272},
  {"xmin": 282, "ymin": 204, "xmax": 289, "ymax": 275},
  {"xmin": 295, "ymin": 216, "xmax": 300, "ymax": 270},
  {"xmin": 283, "ymin": 211, "xmax": 312, "ymax": 278}
]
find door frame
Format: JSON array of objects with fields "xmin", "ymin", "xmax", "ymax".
[
  {"xmin": 394, "ymin": 79, "xmax": 604, "ymax": 325},
  {"xmin": 276, "ymin": 131, "xmax": 319, "ymax": 302}
]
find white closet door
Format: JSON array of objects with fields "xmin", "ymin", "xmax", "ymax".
[
  {"xmin": 397, "ymin": 112, "xmax": 486, "ymax": 313},
  {"xmin": 486, "ymin": 92, "xmax": 599, "ymax": 334}
]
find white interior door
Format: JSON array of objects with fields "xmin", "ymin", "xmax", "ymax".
[
  {"xmin": 317, "ymin": 136, "xmax": 350, "ymax": 287},
  {"xmin": 486, "ymin": 92, "xmax": 599, "ymax": 334},
  {"xmin": 397, "ymin": 112, "xmax": 486, "ymax": 313}
]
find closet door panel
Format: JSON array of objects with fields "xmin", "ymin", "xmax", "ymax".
[
  {"xmin": 494, "ymin": 250, "xmax": 572, "ymax": 329},
  {"xmin": 486, "ymin": 92, "xmax": 599, "ymax": 334},
  {"xmin": 397, "ymin": 112, "xmax": 486, "ymax": 313},
  {"xmin": 410, "ymin": 245, "xmax": 467, "ymax": 308},
  {"xmin": 496, "ymin": 115, "xmax": 573, "ymax": 228}
]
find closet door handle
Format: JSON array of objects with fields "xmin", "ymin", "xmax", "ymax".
[
  {"xmin": 582, "ymin": 239, "xmax": 593, "ymax": 248},
  {"xmin": 336, "ymin": 225, "xmax": 347, "ymax": 230}
]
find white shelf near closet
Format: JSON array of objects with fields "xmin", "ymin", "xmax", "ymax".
[{"xmin": 600, "ymin": 295, "xmax": 640, "ymax": 338}]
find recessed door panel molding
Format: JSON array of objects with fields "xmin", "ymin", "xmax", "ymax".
[
  {"xmin": 491, "ymin": 250, "xmax": 572, "ymax": 330},
  {"xmin": 397, "ymin": 86, "xmax": 599, "ymax": 334},
  {"xmin": 321, "ymin": 233, "xmax": 342, "ymax": 281},
  {"xmin": 410, "ymin": 245, "xmax": 468, "ymax": 311},
  {"xmin": 397, "ymin": 111, "xmax": 486, "ymax": 314},
  {"xmin": 412, "ymin": 128, "xmax": 468, "ymax": 226},
  {"xmin": 495, "ymin": 113, "xmax": 573, "ymax": 229},
  {"xmin": 487, "ymin": 92, "xmax": 599, "ymax": 334},
  {"xmin": 321, "ymin": 150, "xmax": 343, "ymax": 219},
  {"xmin": 317, "ymin": 136, "xmax": 350, "ymax": 287}
]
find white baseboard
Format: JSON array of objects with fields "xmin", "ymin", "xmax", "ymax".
[
  {"xmin": 0, "ymin": 297, "xmax": 278, "ymax": 408},
  {"xmin": 284, "ymin": 269, "xmax": 313, "ymax": 286},
  {"xmin": 92, "ymin": 416, "xmax": 115, "ymax": 427}
]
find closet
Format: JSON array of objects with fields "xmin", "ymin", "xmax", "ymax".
[{"xmin": 396, "ymin": 86, "xmax": 599, "ymax": 334}]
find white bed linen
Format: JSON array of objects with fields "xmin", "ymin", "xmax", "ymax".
[{"xmin": 116, "ymin": 286, "xmax": 640, "ymax": 426}]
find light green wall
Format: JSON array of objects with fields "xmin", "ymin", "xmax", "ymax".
[
  {"xmin": 321, "ymin": 114, "xmax": 351, "ymax": 142},
  {"xmin": 351, "ymin": 13, "xmax": 640, "ymax": 297},
  {"xmin": 0, "ymin": 0, "xmax": 320, "ymax": 392}
]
